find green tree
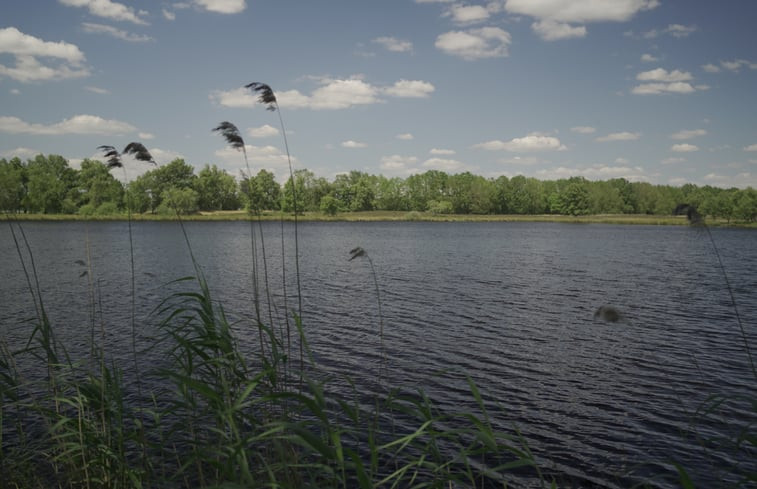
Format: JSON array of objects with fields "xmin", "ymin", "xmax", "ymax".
[
  {"xmin": 243, "ymin": 169, "xmax": 281, "ymax": 211},
  {"xmin": 158, "ymin": 186, "xmax": 199, "ymax": 215},
  {"xmin": 76, "ymin": 159, "xmax": 124, "ymax": 209},
  {"xmin": 320, "ymin": 194, "xmax": 339, "ymax": 216},
  {"xmin": 130, "ymin": 158, "xmax": 196, "ymax": 212},
  {"xmin": 23, "ymin": 154, "xmax": 77, "ymax": 213},
  {"xmin": 195, "ymin": 164, "xmax": 239, "ymax": 211},
  {"xmin": 406, "ymin": 170, "xmax": 448, "ymax": 211},
  {"xmin": 0, "ymin": 157, "xmax": 26, "ymax": 212},
  {"xmin": 733, "ymin": 187, "xmax": 757, "ymax": 222},
  {"xmin": 557, "ymin": 179, "xmax": 590, "ymax": 216},
  {"xmin": 375, "ymin": 176, "xmax": 409, "ymax": 211}
]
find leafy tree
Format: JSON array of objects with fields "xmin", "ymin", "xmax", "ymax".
[
  {"xmin": 242, "ymin": 169, "xmax": 281, "ymax": 211},
  {"xmin": 158, "ymin": 186, "xmax": 199, "ymax": 215},
  {"xmin": 195, "ymin": 164, "xmax": 239, "ymax": 211},
  {"xmin": 76, "ymin": 159, "xmax": 124, "ymax": 209},
  {"xmin": 320, "ymin": 194, "xmax": 339, "ymax": 216},
  {"xmin": 23, "ymin": 154, "xmax": 77, "ymax": 213},
  {"xmin": 406, "ymin": 170, "xmax": 448, "ymax": 211},
  {"xmin": 375, "ymin": 176, "xmax": 409, "ymax": 211},
  {"xmin": 0, "ymin": 157, "xmax": 26, "ymax": 212},
  {"xmin": 428, "ymin": 199, "xmax": 453, "ymax": 214},
  {"xmin": 130, "ymin": 158, "xmax": 196, "ymax": 212},
  {"xmin": 557, "ymin": 179, "xmax": 590, "ymax": 216},
  {"xmin": 506, "ymin": 175, "xmax": 546, "ymax": 214},
  {"xmin": 733, "ymin": 187, "xmax": 757, "ymax": 222}
]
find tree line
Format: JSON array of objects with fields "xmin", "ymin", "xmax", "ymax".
[{"xmin": 1, "ymin": 154, "xmax": 756, "ymax": 221}]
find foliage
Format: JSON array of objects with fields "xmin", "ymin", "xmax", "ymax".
[
  {"xmin": 2, "ymin": 152, "xmax": 757, "ymax": 221},
  {"xmin": 158, "ymin": 186, "xmax": 199, "ymax": 215},
  {"xmin": 319, "ymin": 193, "xmax": 339, "ymax": 216}
]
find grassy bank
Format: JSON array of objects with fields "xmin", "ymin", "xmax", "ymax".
[{"xmin": 5, "ymin": 210, "xmax": 753, "ymax": 227}]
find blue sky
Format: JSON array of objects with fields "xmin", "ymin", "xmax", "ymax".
[{"xmin": 2, "ymin": 0, "xmax": 757, "ymax": 188}]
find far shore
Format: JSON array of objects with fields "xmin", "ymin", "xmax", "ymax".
[{"xmin": 4, "ymin": 210, "xmax": 754, "ymax": 227}]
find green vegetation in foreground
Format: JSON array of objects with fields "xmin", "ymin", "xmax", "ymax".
[{"xmin": 7, "ymin": 210, "xmax": 755, "ymax": 227}]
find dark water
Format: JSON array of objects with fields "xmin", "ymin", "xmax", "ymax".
[{"xmin": 2, "ymin": 220, "xmax": 756, "ymax": 487}]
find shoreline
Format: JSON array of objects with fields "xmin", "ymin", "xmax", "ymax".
[{"xmin": 3, "ymin": 210, "xmax": 753, "ymax": 227}]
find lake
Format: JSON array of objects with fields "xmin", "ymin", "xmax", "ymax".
[{"xmin": 1, "ymin": 220, "xmax": 756, "ymax": 488}]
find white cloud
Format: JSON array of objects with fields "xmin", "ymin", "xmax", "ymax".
[
  {"xmin": 702, "ymin": 172, "xmax": 757, "ymax": 189},
  {"xmin": 744, "ymin": 144, "xmax": 757, "ymax": 152},
  {"xmin": 147, "ymin": 148, "xmax": 183, "ymax": 166},
  {"xmin": 435, "ymin": 27, "xmax": 511, "ymax": 60},
  {"xmin": 671, "ymin": 143, "xmax": 699, "ymax": 152},
  {"xmin": 341, "ymin": 140, "xmax": 367, "ymax": 148},
  {"xmin": 163, "ymin": 9, "xmax": 176, "ymax": 20},
  {"xmin": 382, "ymin": 79, "xmax": 435, "ymax": 97},
  {"xmin": 415, "ymin": 0, "xmax": 454, "ymax": 3},
  {"xmin": 719, "ymin": 59, "xmax": 757, "ymax": 73},
  {"xmin": 631, "ymin": 82, "xmax": 701, "ymax": 95},
  {"xmin": 58, "ymin": 0, "xmax": 148, "ymax": 24},
  {"xmin": 248, "ymin": 124, "xmax": 279, "ymax": 138},
  {"xmin": 670, "ymin": 129, "xmax": 706, "ymax": 140},
  {"xmin": 661, "ymin": 157, "xmax": 685, "ymax": 165},
  {"xmin": 215, "ymin": 144, "xmax": 295, "ymax": 181},
  {"xmin": 81, "ymin": 22, "xmax": 152, "ymax": 42},
  {"xmin": 447, "ymin": 4, "xmax": 491, "ymax": 24},
  {"xmin": 193, "ymin": 0, "xmax": 246, "ymax": 14},
  {"xmin": 504, "ymin": 0, "xmax": 659, "ymax": 23},
  {"xmin": 0, "ymin": 27, "xmax": 89, "ymax": 82},
  {"xmin": 1, "ymin": 147, "xmax": 41, "ymax": 159},
  {"xmin": 430, "ymin": 148, "xmax": 456, "ymax": 155},
  {"xmin": 636, "ymin": 67, "xmax": 692, "ymax": 82},
  {"xmin": 474, "ymin": 133, "xmax": 567, "ymax": 152},
  {"xmin": 531, "ymin": 20, "xmax": 586, "ymax": 40},
  {"xmin": 138, "ymin": 132, "xmax": 154, "ymax": 140},
  {"xmin": 0, "ymin": 114, "xmax": 136, "ymax": 135},
  {"xmin": 396, "ymin": 133, "xmax": 414, "ymax": 140},
  {"xmin": 536, "ymin": 164, "xmax": 648, "ymax": 181},
  {"xmin": 10, "ymin": 88, "xmax": 20, "ymax": 95},
  {"xmin": 570, "ymin": 126, "xmax": 596, "ymax": 134},
  {"xmin": 641, "ymin": 53, "xmax": 658, "ymax": 62},
  {"xmin": 505, "ymin": 0, "xmax": 659, "ymax": 40},
  {"xmin": 211, "ymin": 76, "xmax": 434, "ymax": 110},
  {"xmin": 702, "ymin": 63, "xmax": 721, "ymax": 73},
  {"xmin": 422, "ymin": 157, "xmax": 469, "ymax": 172},
  {"xmin": 664, "ymin": 24, "xmax": 697, "ymax": 38},
  {"xmin": 84, "ymin": 85, "xmax": 109, "ymax": 94},
  {"xmin": 615, "ymin": 157, "xmax": 629, "ymax": 164},
  {"xmin": 595, "ymin": 131, "xmax": 640, "ymax": 142},
  {"xmin": 380, "ymin": 154, "xmax": 419, "ymax": 174},
  {"xmin": 500, "ymin": 155, "xmax": 540, "ymax": 165},
  {"xmin": 372, "ymin": 36, "xmax": 413, "ymax": 52}
]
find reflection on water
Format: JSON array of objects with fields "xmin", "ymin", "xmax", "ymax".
[{"xmin": 1, "ymin": 220, "xmax": 756, "ymax": 487}]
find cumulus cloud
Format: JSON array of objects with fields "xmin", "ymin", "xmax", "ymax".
[
  {"xmin": 536, "ymin": 164, "xmax": 648, "ymax": 181},
  {"xmin": 570, "ymin": 126, "xmax": 596, "ymax": 134},
  {"xmin": 248, "ymin": 124, "xmax": 279, "ymax": 138},
  {"xmin": 422, "ymin": 157, "xmax": 469, "ymax": 172},
  {"xmin": 595, "ymin": 131, "xmax": 640, "ymax": 142},
  {"xmin": 194, "ymin": 0, "xmax": 246, "ymax": 14},
  {"xmin": 718, "ymin": 59, "xmax": 757, "ymax": 72},
  {"xmin": 396, "ymin": 133, "xmax": 414, "ymax": 140},
  {"xmin": 0, "ymin": 114, "xmax": 137, "ymax": 135},
  {"xmin": 211, "ymin": 76, "xmax": 434, "ymax": 110},
  {"xmin": 435, "ymin": 27, "xmax": 511, "ymax": 60},
  {"xmin": 665, "ymin": 24, "xmax": 697, "ymax": 37},
  {"xmin": 670, "ymin": 129, "xmax": 706, "ymax": 140},
  {"xmin": 641, "ymin": 53, "xmax": 658, "ymax": 62},
  {"xmin": 84, "ymin": 85, "xmax": 109, "ymax": 94},
  {"xmin": 671, "ymin": 143, "xmax": 699, "ymax": 152},
  {"xmin": 383, "ymin": 79, "xmax": 435, "ymax": 97},
  {"xmin": 636, "ymin": 68, "xmax": 692, "ymax": 82},
  {"xmin": 504, "ymin": 0, "xmax": 659, "ymax": 40},
  {"xmin": 531, "ymin": 20, "xmax": 586, "ymax": 40},
  {"xmin": 215, "ymin": 144, "xmax": 295, "ymax": 181},
  {"xmin": 58, "ymin": 0, "xmax": 148, "ymax": 24},
  {"xmin": 380, "ymin": 154, "xmax": 419, "ymax": 174},
  {"xmin": 701, "ymin": 63, "xmax": 720, "ymax": 73},
  {"xmin": 430, "ymin": 148, "xmax": 455, "ymax": 155},
  {"xmin": 632, "ymin": 68, "xmax": 707, "ymax": 95},
  {"xmin": 81, "ymin": 22, "xmax": 152, "ymax": 42},
  {"xmin": 447, "ymin": 4, "xmax": 491, "ymax": 24},
  {"xmin": 661, "ymin": 157, "xmax": 685, "ymax": 165},
  {"xmin": 162, "ymin": 9, "xmax": 176, "ymax": 20},
  {"xmin": 138, "ymin": 132, "xmax": 155, "ymax": 140},
  {"xmin": 0, "ymin": 27, "xmax": 89, "ymax": 82},
  {"xmin": 1, "ymin": 147, "xmax": 41, "ymax": 159},
  {"xmin": 372, "ymin": 36, "xmax": 413, "ymax": 52},
  {"xmin": 474, "ymin": 133, "xmax": 567, "ymax": 152},
  {"xmin": 744, "ymin": 144, "xmax": 757, "ymax": 152},
  {"xmin": 341, "ymin": 140, "xmax": 367, "ymax": 148}
]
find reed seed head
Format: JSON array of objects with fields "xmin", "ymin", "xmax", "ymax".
[{"xmin": 245, "ymin": 82, "xmax": 277, "ymax": 111}]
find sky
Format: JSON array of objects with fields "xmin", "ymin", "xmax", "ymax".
[{"xmin": 1, "ymin": 0, "xmax": 757, "ymax": 188}]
